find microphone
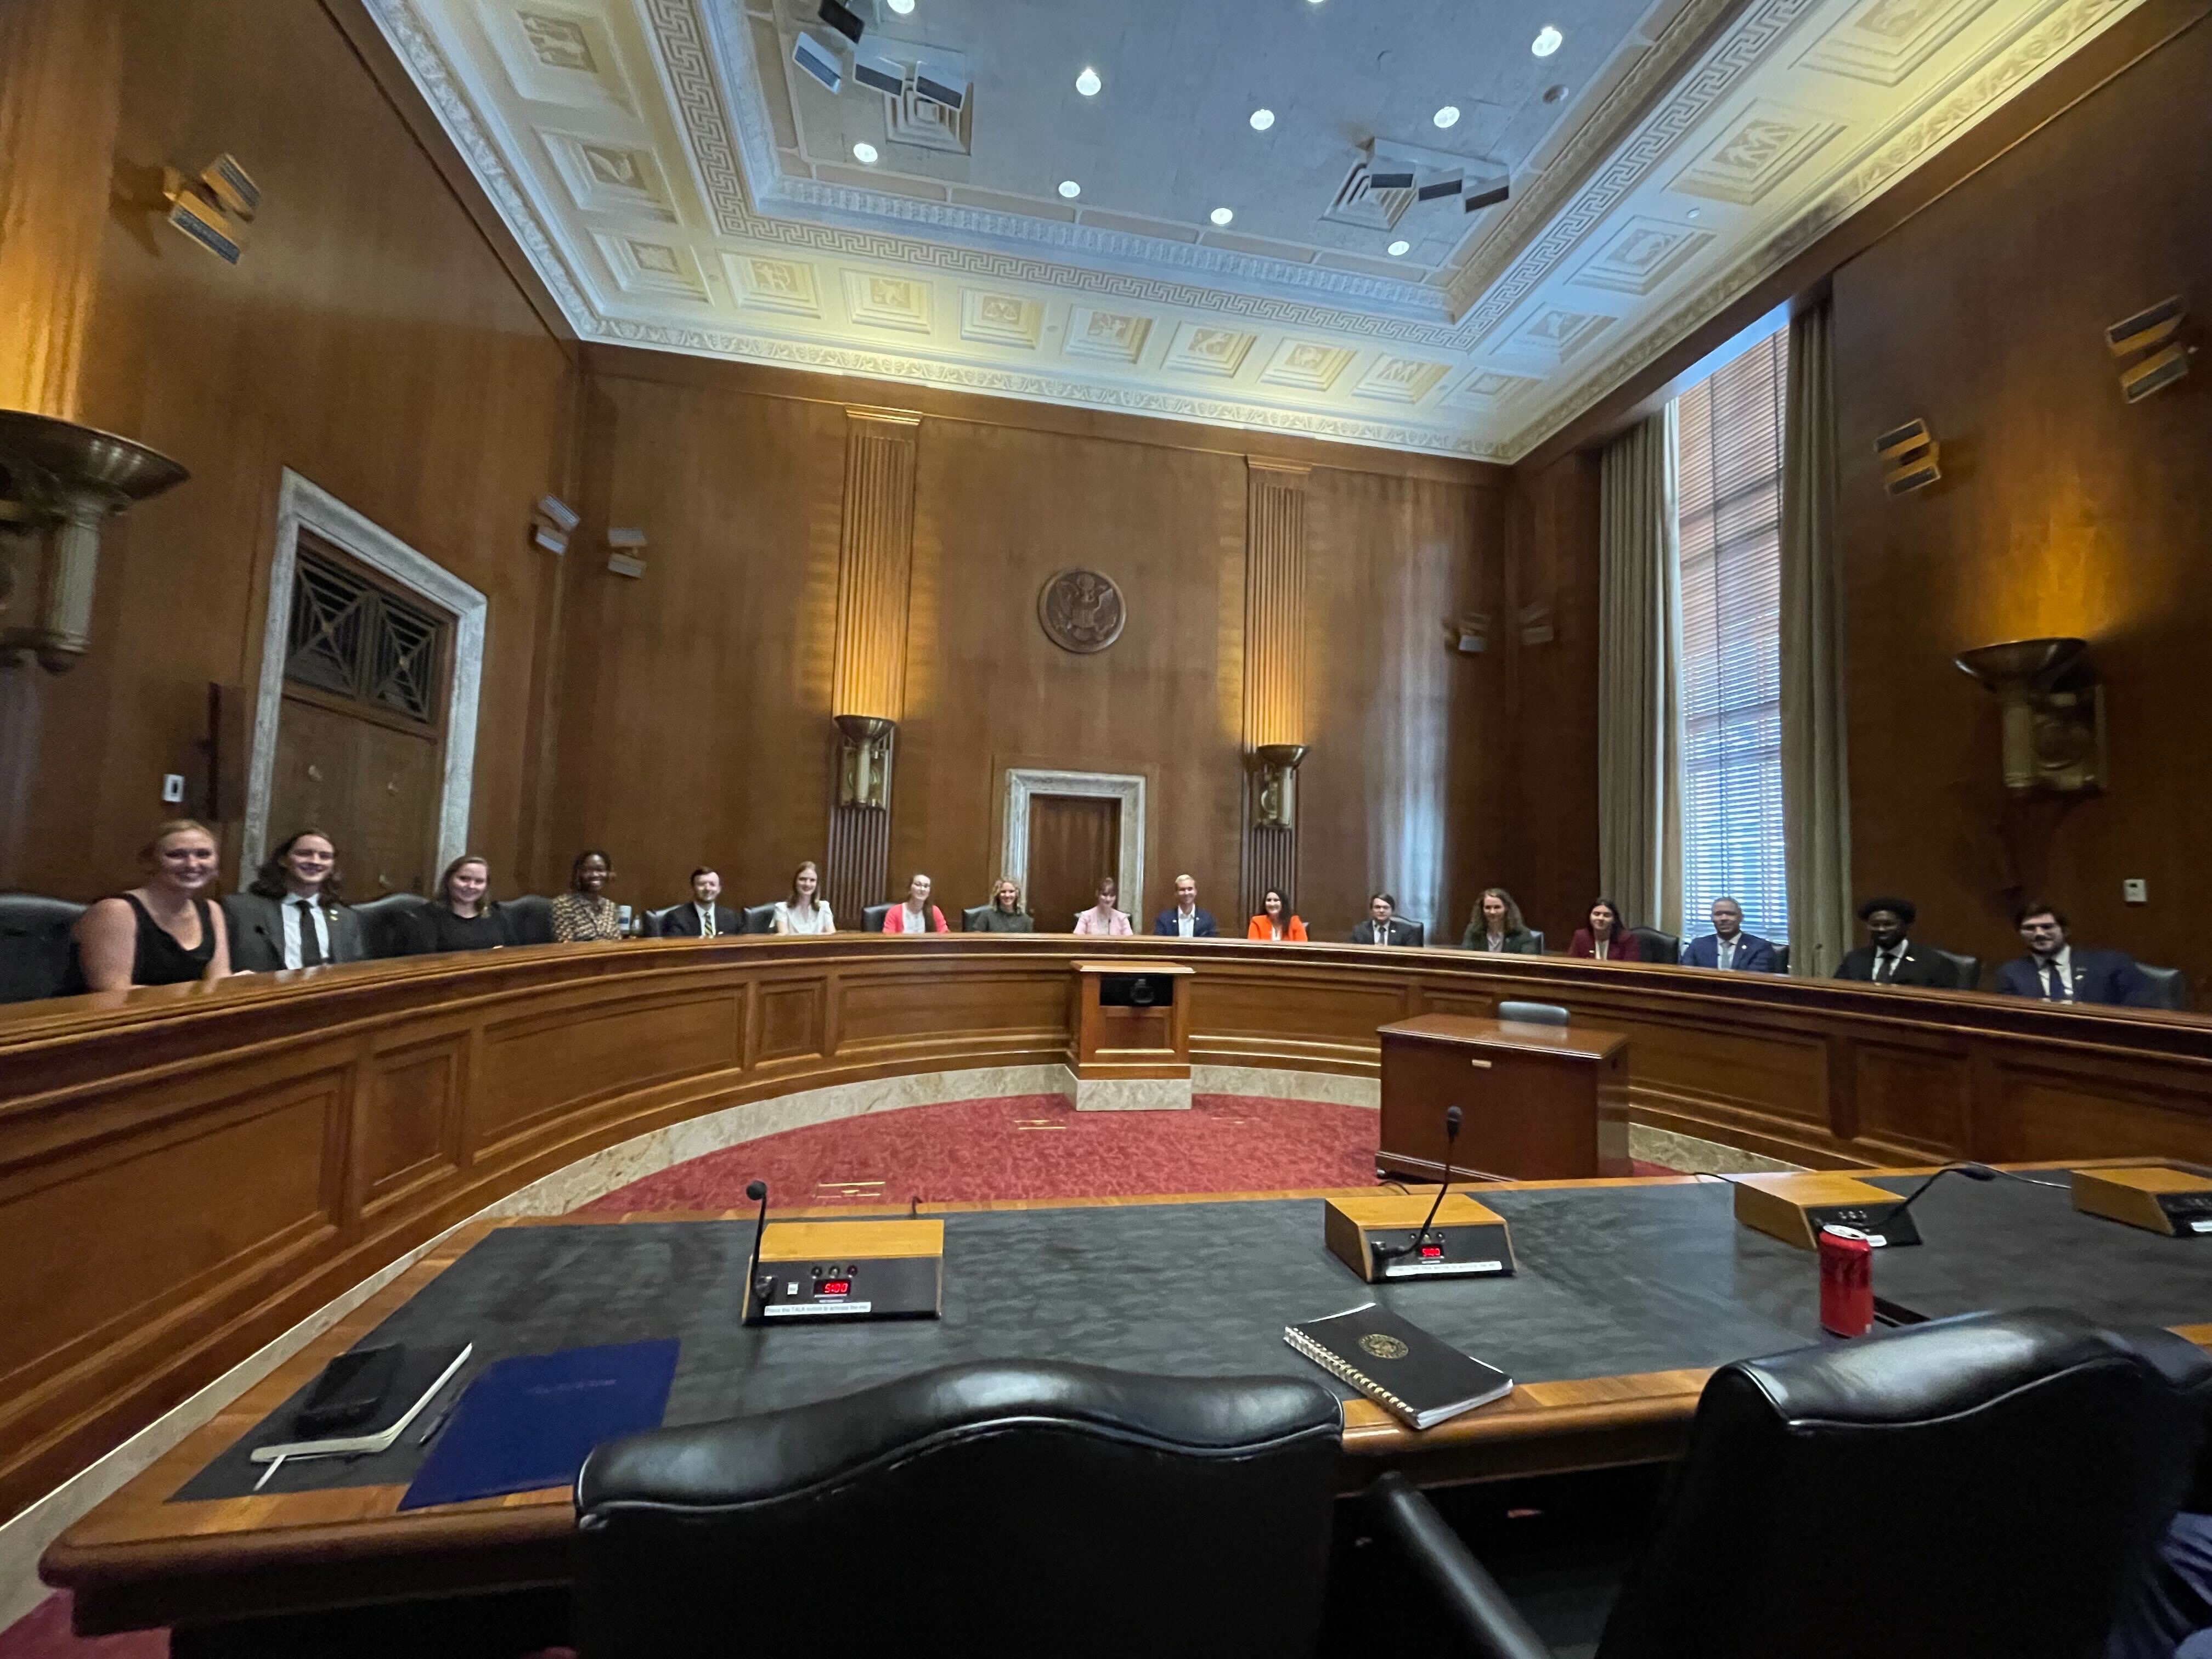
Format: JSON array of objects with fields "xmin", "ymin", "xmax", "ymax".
[
  {"xmin": 1376, "ymin": 1105, "xmax": 1464, "ymax": 1262},
  {"xmin": 1866, "ymin": 1161, "xmax": 1996, "ymax": 1242},
  {"xmin": 742, "ymin": 1178, "xmax": 773, "ymax": 1323}
]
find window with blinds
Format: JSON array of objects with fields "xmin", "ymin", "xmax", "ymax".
[{"xmin": 1675, "ymin": 326, "xmax": 1789, "ymax": 941}]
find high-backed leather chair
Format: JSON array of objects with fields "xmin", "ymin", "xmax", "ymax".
[
  {"xmin": 2134, "ymin": 962, "xmax": 2189, "ymax": 1010},
  {"xmin": 1398, "ymin": 918, "xmax": 1427, "ymax": 947},
  {"xmin": 741, "ymin": 903, "xmax": 777, "ymax": 934},
  {"xmin": 1363, "ymin": 1308, "xmax": 2212, "ymax": 1659},
  {"xmin": 1526, "ymin": 928, "xmax": 1546, "ymax": 953},
  {"xmin": 499, "ymin": 894, "xmax": 555, "ymax": 945},
  {"xmin": 1630, "ymin": 927, "xmax": 1681, "ymax": 965},
  {"xmin": 0, "ymin": 892, "xmax": 84, "ymax": 1001},
  {"xmin": 961, "ymin": 904, "xmax": 991, "ymax": 931},
  {"xmin": 1497, "ymin": 1000, "xmax": 1570, "ymax": 1026},
  {"xmin": 349, "ymin": 891, "xmax": 426, "ymax": 958},
  {"xmin": 641, "ymin": 906, "xmax": 680, "ymax": 938},
  {"xmin": 1936, "ymin": 947, "xmax": 1981, "ymax": 990},
  {"xmin": 1772, "ymin": 943, "xmax": 1791, "ymax": 974},
  {"xmin": 860, "ymin": 902, "xmax": 891, "ymax": 933},
  {"xmin": 574, "ymin": 1361, "xmax": 1357, "ymax": 1657}
]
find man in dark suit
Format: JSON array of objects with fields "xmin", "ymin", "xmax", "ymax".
[
  {"xmin": 1679, "ymin": 897, "xmax": 1780, "ymax": 973},
  {"xmin": 1152, "ymin": 873, "xmax": 1218, "ymax": 939},
  {"xmin": 1994, "ymin": 902, "xmax": 2148, "ymax": 1005},
  {"xmin": 1833, "ymin": 896, "xmax": 1961, "ymax": 988},
  {"xmin": 1350, "ymin": 891, "xmax": 1420, "ymax": 949},
  {"xmin": 660, "ymin": 867, "xmax": 744, "ymax": 939}
]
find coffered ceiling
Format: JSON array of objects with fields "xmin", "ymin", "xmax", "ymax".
[{"xmin": 369, "ymin": 0, "xmax": 2148, "ymax": 460}]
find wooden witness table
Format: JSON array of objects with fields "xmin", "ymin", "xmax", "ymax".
[
  {"xmin": 1378, "ymin": 1013, "xmax": 1631, "ymax": 1181},
  {"xmin": 43, "ymin": 1166, "xmax": 2212, "ymax": 1639}
]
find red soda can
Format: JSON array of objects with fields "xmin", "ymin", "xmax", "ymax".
[{"xmin": 1818, "ymin": 1224, "xmax": 1874, "ymax": 1337}]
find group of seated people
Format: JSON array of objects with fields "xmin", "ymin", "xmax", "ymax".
[{"xmin": 53, "ymin": 819, "xmax": 2170, "ymax": 1009}]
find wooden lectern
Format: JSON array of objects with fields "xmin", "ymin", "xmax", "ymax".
[
  {"xmin": 1066, "ymin": 961, "xmax": 1195, "ymax": 1110},
  {"xmin": 1377, "ymin": 1013, "xmax": 1630, "ymax": 1181}
]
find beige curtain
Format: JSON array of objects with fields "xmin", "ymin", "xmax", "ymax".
[
  {"xmin": 1779, "ymin": 299, "xmax": 1853, "ymax": 975},
  {"xmin": 1598, "ymin": 406, "xmax": 1683, "ymax": 936}
]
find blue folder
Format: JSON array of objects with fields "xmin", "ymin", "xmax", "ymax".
[{"xmin": 398, "ymin": 1338, "xmax": 679, "ymax": 1511}]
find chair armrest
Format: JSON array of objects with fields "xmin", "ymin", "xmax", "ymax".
[{"xmin": 1360, "ymin": 1472, "xmax": 1556, "ymax": 1659}]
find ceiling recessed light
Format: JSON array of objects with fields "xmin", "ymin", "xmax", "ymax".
[
  {"xmin": 1075, "ymin": 66, "xmax": 1101, "ymax": 97},
  {"xmin": 1058, "ymin": 179, "xmax": 1081, "ymax": 199},
  {"xmin": 1249, "ymin": 107, "xmax": 1276, "ymax": 131},
  {"xmin": 1388, "ymin": 239, "xmax": 1410, "ymax": 257},
  {"xmin": 885, "ymin": 0, "xmax": 914, "ymax": 11},
  {"xmin": 1532, "ymin": 24, "xmax": 1564, "ymax": 56},
  {"xmin": 1210, "ymin": 207, "xmax": 1235, "ymax": 226},
  {"xmin": 1432, "ymin": 105, "xmax": 1460, "ymax": 129},
  {"xmin": 1685, "ymin": 208, "xmax": 1701, "ymax": 219},
  {"xmin": 852, "ymin": 141, "xmax": 878, "ymax": 164},
  {"xmin": 1542, "ymin": 83, "xmax": 1568, "ymax": 103}
]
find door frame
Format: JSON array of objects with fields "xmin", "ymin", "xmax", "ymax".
[
  {"xmin": 242, "ymin": 470, "xmax": 487, "ymax": 876},
  {"xmin": 1001, "ymin": 769, "xmax": 1146, "ymax": 923}
]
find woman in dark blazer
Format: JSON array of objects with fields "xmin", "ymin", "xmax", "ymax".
[
  {"xmin": 1461, "ymin": 888, "xmax": 1541, "ymax": 953},
  {"xmin": 1566, "ymin": 898, "xmax": 1641, "ymax": 962}
]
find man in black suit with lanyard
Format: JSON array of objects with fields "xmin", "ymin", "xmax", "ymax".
[{"xmin": 1833, "ymin": 896, "xmax": 1962, "ymax": 988}]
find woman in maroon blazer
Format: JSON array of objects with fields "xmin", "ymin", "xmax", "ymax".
[{"xmin": 1567, "ymin": 898, "xmax": 1641, "ymax": 962}]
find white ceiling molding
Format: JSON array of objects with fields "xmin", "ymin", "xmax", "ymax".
[{"xmin": 370, "ymin": 0, "xmax": 2147, "ymax": 461}]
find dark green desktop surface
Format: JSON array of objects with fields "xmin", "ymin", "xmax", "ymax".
[{"xmin": 178, "ymin": 1173, "xmax": 2207, "ymax": 1502}]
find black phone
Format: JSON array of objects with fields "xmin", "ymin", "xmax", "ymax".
[{"xmin": 295, "ymin": 1344, "xmax": 403, "ymax": 1436}]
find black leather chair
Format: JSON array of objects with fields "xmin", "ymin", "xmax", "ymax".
[
  {"xmin": 860, "ymin": 902, "xmax": 891, "ymax": 933},
  {"xmin": 961, "ymin": 904, "xmax": 991, "ymax": 931},
  {"xmin": 350, "ymin": 891, "xmax": 427, "ymax": 958},
  {"xmin": 577, "ymin": 1359, "xmax": 1424, "ymax": 1657},
  {"xmin": 2135, "ymin": 962, "xmax": 2189, "ymax": 1010},
  {"xmin": 1526, "ymin": 928, "xmax": 1546, "ymax": 953},
  {"xmin": 1497, "ymin": 1000, "xmax": 1570, "ymax": 1026},
  {"xmin": 0, "ymin": 892, "xmax": 84, "ymax": 1001},
  {"xmin": 1936, "ymin": 947, "xmax": 1981, "ymax": 990},
  {"xmin": 1398, "ymin": 918, "xmax": 1427, "ymax": 946},
  {"xmin": 1630, "ymin": 927, "xmax": 1680, "ymax": 965},
  {"xmin": 640, "ymin": 905, "xmax": 680, "ymax": 938},
  {"xmin": 741, "ymin": 902, "xmax": 777, "ymax": 935},
  {"xmin": 1771, "ymin": 942, "xmax": 1791, "ymax": 974},
  {"xmin": 1365, "ymin": 1308, "xmax": 2212, "ymax": 1659},
  {"xmin": 499, "ymin": 893, "xmax": 555, "ymax": 945}
]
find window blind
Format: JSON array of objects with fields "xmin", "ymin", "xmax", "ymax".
[{"xmin": 1675, "ymin": 328, "xmax": 1789, "ymax": 941}]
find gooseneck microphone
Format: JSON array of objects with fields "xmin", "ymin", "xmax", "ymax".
[
  {"xmin": 742, "ymin": 1178, "xmax": 772, "ymax": 1322},
  {"xmin": 1375, "ymin": 1105, "xmax": 1464, "ymax": 1261},
  {"xmin": 1872, "ymin": 1161, "xmax": 1995, "ymax": 1236}
]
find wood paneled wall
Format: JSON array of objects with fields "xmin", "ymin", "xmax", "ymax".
[
  {"xmin": 549, "ymin": 355, "xmax": 1505, "ymax": 940},
  {"xmin": 1831, "ymin": 14, "xmax": 2212, "ymax": 998},
  {"xmin": 0, "ymin": 0, "xmax": 578, "ymax": 899}
]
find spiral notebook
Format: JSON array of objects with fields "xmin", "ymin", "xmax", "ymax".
[{"xmin": 1285, "ymin": 1302, "xmax": 1512, "ymax": 1430}]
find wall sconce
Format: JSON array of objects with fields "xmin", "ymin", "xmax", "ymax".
[
  {"xmin": 1954, "ymin": 637, "xmax": 2104, "ymax": 794},
  {"xmin": 835, "ymin": 714, "xmax": 895, "ymax": 809},
  {"xmin": 0, "ymin": 411, "xmax": 189, "ymax": 673},
  {"xmin": 1252, "ymin": 743, "xmax": 1308, "ymax": 830}
]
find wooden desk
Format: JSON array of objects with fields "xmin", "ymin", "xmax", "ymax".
[
  {"xmin": 1378, "ymin": 1014, "xmax": 1630, "ymax": 1181},
  {"xmin": 1067, "ymin": 960, "xmax": 1194, "ymax": 1110}
]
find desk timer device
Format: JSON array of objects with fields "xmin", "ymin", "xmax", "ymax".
[
  {"xmin": 740, "ymin": 1181, "xmax": 944, "ymax": 1324},
  {"xmin": 2071, "ymin": 1165, "xmax": 2212, "ymax": 1236},
  {"xmin": 1731, "ymin": 1173, "xmax": 1929, "ymax": 1250},
  {"xmin": 1327, "ymin": 1105, "xmax": 1519, "ymax": 1282}
]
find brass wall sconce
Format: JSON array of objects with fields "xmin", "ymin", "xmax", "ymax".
[
  {"xmin": 0, "ymin": 411, "xmax": 189, "ymax": 673},
  {"xmin": 1253, "ymin": 743, "xmax": 1308, "ymax": 830},
  {"xmin": 834, "ymin": 714, "xmax": 895, "ymax": 809},
  {"xmin": 1954, "ymin": 637, "xmax": 2104, "ymax": 794}
]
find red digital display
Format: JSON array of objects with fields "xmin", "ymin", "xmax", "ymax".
[
  {"xmin": 1419, "ymin": 1244, "xmax": 1443, "ymax": 1259},
  {"xmin": 818, "ymin": 1278, "xmax": 853, "ymax": 1296}
]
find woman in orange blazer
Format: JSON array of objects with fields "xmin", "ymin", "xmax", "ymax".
[{"xmin": 1246, "ymin": 887, "xmax": 1308, "ymax": 941}]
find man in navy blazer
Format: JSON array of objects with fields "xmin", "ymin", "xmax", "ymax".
[
  {"xmin": 1153, "ymin": 873, "xmax": 1218, "ymax": 938},
  {"xmin": 1994, "ymin": 902, "xmax": 2148, "ymax": 1006},
  {"xmin": 1679, "ymin": 898, "xmax": 1780, "ymax": 973}
]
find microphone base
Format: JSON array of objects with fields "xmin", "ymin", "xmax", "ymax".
[
  {"xmin": 1325, "ymin": 1195, "xmax": 1519, "ymax": 1283},
  {"xmin": 1732, "ymin": 1173, "xmax": 1927, "ymax": 1250},
  {"xmin": 741, "ymin": 1218, "xmax": 946, "ymax": 1324}
]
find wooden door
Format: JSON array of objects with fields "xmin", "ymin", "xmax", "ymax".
[
  {"xmin": 1027, "ymin": 795, "xmax": 1120, "ymax": 933},
  {"xmin": 265, "ymin": 534, "xmax": 451, "ymax": 897}
]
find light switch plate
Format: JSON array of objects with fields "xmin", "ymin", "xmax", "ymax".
[
  {"xmin": 161, "ymin": 774, "xmax": 185, "ymax": 803},
  {"xmin": 2123, "ymin": 878, "xmax": 2148, "ymax": 904}
]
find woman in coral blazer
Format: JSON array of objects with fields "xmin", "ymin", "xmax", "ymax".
[
  {"xmin": 1245, "ymin": 887, "xmax": 1308, "ymax": 941},
  {"xmin": 1566, "ymin": 897, "xmax": 1641, "ymax": 962}
]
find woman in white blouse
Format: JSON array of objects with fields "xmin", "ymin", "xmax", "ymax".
[
  {"xmin": 1072, "ymin": 876, "xmax": 1133, "ymax": 936},
  {"xmin": 772, "ymin": 860, "xmax": 837, "ymax": 935}
]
